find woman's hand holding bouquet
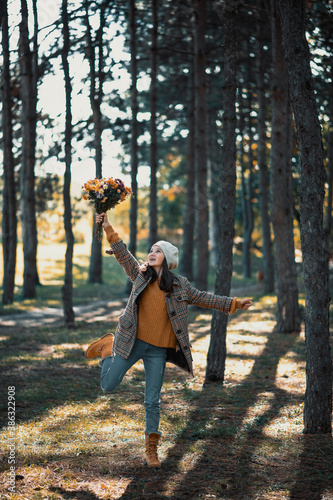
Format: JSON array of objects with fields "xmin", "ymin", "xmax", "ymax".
[{"xmin": 82, "ymin": 177, "xmax": 132, "ymax": 240}]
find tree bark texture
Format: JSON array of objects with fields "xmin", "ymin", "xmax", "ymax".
[
  {"xmin": 193, "ymin": 0, "xmax": 209, "ymax": 291},
  {"xmin": 256, "ymin": 15, "xmax": 275, "ymax": 293},
  {"xmin": 240, "ymin": 155, "xmax": 254, "ymax": 279},
  {"xmin": 180, "ymin": 67, "xmax": 195, "ymax": 280},
  {"xmin": 19, "ymin": 0, "xmax": 39, "ymax": 299},
  {"xmin": 238, "ymin": 90, "xmax": 249, "ymax": 277},
  {"xmin": 149, "ymin": 0, "xmax": 158, "ymax": 248},
  {"xmin": 325, "ymin": 63, "xmax": 333, "ymax": 250},
  {"xmin": 270, "ymin": 0, "xmax": 300, "ymax": 333},
  {"xmin": 278, "ymin": 0, "xmax": 332, "ymax": 433},
  {"xmin": 2, "ymin": 0, "xmax": 18, "ymax": 305},
  {"xmin": 32, "ymin": 0, "xmax": 38, "ymax": 91},
  {"xmin": 0, "ymin": 1, "xmax": 5, "ymax": 26},
  {"xmin": 205, "ymin": 0, "xmax": 237, "ymax": 383},
  {"xmin": 208, "ymin": 108, "xmax": 221, "ymax": 270},
  {"xmin": 86, "ymin": 1, "xmax": 105, "ymax": 283},
  {"xmin": 129, "ymin": 0, "xmax": 138, "ymax": 259},
  {"xmin": 61, "ymin": 0, "xmax": 75, "ymax": 328},
  {"xmin": 239, "ymin": 83, "xmax": 254, "ymax": 279}
]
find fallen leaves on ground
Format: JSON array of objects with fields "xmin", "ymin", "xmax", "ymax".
[{"xmin": 1, "ymin": 295, "xmax": 333, "ymax": 500}]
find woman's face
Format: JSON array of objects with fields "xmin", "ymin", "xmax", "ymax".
[{"xmin": 147, "ymin": 245, "xmax": 165, "ymax": 270}]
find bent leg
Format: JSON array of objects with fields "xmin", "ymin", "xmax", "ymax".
[
  {"xmin": 143, "ymin": 345, "xmax": 167, "ymax": 435},
  {"xmin": 100, "ymin": 354, "xmax": 134, "ymax": 392},
  {"xmin": 100, "ymin": 339, "xmax": 144, "ymax": 392}
]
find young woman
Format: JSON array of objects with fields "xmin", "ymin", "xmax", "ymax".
[{"xmin": 85, "ymin": 213, "xmax": 252, "ymax": 468}]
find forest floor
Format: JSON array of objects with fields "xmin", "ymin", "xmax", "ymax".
[{"xmin": 1, "ymin": 287, "xmax": 333, "ymax": 500}]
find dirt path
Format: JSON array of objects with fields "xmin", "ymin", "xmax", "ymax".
[{"xmin": 0, "ymin": 299, "xmax": 127, "ymax": 328}]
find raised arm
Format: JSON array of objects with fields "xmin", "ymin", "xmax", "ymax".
[{"xmin": 96, "ymin": 213, "xmax": 141, "ymax": 283}]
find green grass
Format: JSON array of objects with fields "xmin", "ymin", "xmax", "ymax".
[{"xmin": 0, "ymin": 242, "xmax": 131, "ymax": 315}]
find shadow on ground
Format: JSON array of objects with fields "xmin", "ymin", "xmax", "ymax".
[{"xmin": 1, "ymin": 302, "xmax": 333, "ymax": 499}]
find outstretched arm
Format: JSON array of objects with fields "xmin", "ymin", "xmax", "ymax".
[{"xmin": 183, "ymin": 278, "xmax": 253, "ymax": 314}]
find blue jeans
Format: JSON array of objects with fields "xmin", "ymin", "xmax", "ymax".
[{"xmin": 100, "ymin": 338, "xmax": 167, "ymax": 435}]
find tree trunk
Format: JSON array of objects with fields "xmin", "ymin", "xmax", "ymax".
[
  {"xmin": 244, "ymin": 123, "xmax": 254, "ymax": 279},
  {"xmin": 19, "ymin": 0, "xmax": 39, "ymax": 299},
  {"xmin": 2, "ymin": 0, "xmax": 18, "ymax": 305},
  {"xmin": 205, "ymin": 0, "xmax": 237, "ymax": 383},
  {"xmin": 149, "ymin": 0, "xmax": 158, "ymax": 248},
  {"xmin": 278, "ymin": 0, "xmax": 332, "ymax": 434},
  {"xmin": 241, "ymin": 157, "xmax": 254, "ymax": 279},
  {"xmin": 256, "ymin": 15, "xmax": 275, "ymax": 293},
  {"xmin": 32, "ymin": 0, "xmax": 38, "ymax": 93},
  {"xmin": 325, "ymin": 63, "xmax": 333, "ymax": 251},
  {"xmin": 0, "ymin": 2, "xmax": 5, "ymax": 26},
  {"xmin": 243, "ymin": 55, "xmax": 255, "ymax": 279},
  {"xmin": 270, "ymin": 0, "xmax": 300, "ymax": 333},
  {"xmin": 208, "ymin": 108, "xmax": 221, "ymax": 270},
  {"xmin": 239, "ymin": 84, "xmax": 254, "ymax": 279},
  {"xmin": 87, "ymin": 2, "xmax": 105, "ymax": 283},
  {"xmin": 128, "ymin": 0, "xmax": 138, "ymax": 260},
  {"xmin": 180, "ymin": 66, "xmax": 195, "ymax": 280},
  {"xmin": 238, "ymin": 89, "xmax": 249, "ymax": 276},
  {"xmin": 61, "ymin": 0, "xmax": 75, "ymax": 329},
  {"xmin": 193, "ymin": 0, "xmax": 209, "ymax": 291}
]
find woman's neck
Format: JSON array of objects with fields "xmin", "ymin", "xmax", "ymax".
[{"xmin": 152, "ymin": 266, "xmax": 163, "ymax": 276}]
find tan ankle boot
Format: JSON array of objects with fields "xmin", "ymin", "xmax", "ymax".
[
  {"xmin": 84, "ymin": 333, "xmax": 114, "ymax": 359},
  {"xmin": 145, "ymin": 432, "xmax": 161, "ymax": 468}
]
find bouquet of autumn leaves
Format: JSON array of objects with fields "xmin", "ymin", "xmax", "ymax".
[{"xmin": 82, "ymin": 177, "xmax": 132, "ymax": 240}]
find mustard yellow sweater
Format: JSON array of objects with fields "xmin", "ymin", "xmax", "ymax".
[
  {"xmin": 104, "ymin": 225, "xmax": 241, "ymax": 348},
  {"xmin": 136, "ymin": 278, "xmax": 177, "ymax": 348}
]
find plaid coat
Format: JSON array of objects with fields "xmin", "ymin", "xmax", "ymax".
[{"xmin": 109, "ymin": 239, "xmax": 234, "ymax": 376}]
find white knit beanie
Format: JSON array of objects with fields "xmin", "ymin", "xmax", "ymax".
[{"xmin": 154, "ymin": 240, "xmax": 179, "ymax": 270}]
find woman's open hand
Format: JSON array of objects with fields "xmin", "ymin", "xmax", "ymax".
[
  {"xmin": 240, "ymin": 298, "xmax": 253, "ymax": 310},
  {"xmin": 96, "ymin": 212, "xmax": 110, "ymax": 228}
]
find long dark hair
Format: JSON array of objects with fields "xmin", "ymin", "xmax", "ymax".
[{"xmin": 143, "ymin": 259, "xmax": 174, "ymax": 292}]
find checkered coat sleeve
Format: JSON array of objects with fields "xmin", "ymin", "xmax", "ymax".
[
  {"xmin": 108, "ymin": 239, "xmax": 141, "ymax": 283},
  {"xmin": 107, "ymin": 239, "xmax": 235, "ymax": 376},
  {"xmin": 182, "ymin": 277, "xmax": 234, "ymax": 312}
]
